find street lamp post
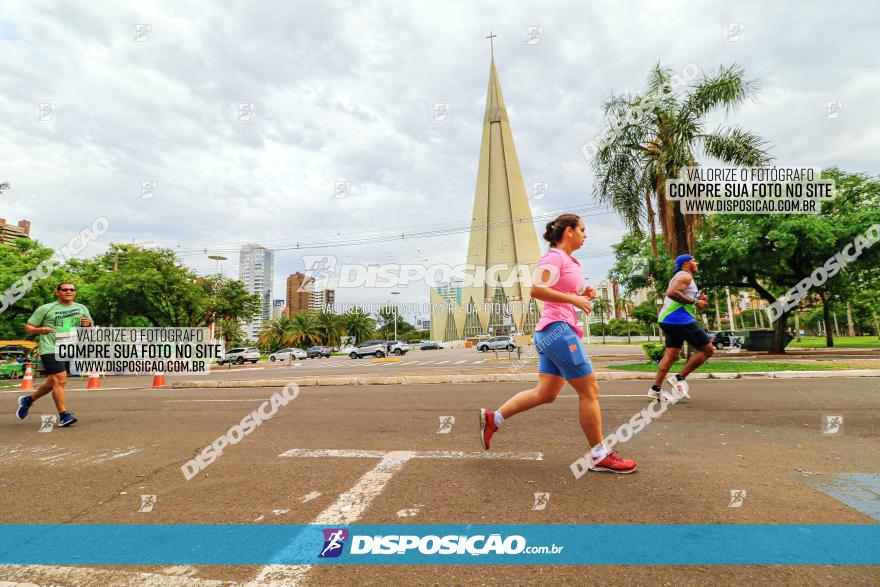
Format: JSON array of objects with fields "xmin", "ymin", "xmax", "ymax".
[
  {"xmin": 390, "ymin": 291, "xmax": 400, "ymax": 342},
  {"xmin": 207, "ymin": 255, "xmax": 228, "ymax": 340}
]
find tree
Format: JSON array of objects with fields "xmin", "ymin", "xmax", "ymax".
[
  {"xmin": 287, "ymin": 311, "xmax": 322, "ymax": 348},
  {"xmin": 341, "ymin": 308, "xmax": 376, "ymax": 343},
  {"xmin": 200, "ymin": 275, "xmax": 261, "ymax": 326},
  {"xmin": 0, "ymin": 239, "xmax": 69, "ymax": 339},
  {"xmin": 218, "ymin": 319, "xmax": 245, "ymax": 349},
  {"xmin": 257, "ymin": 315, "xmax": 295, "ymax": 351},
  {"xmin": 377, "ymin": 305, "xmax": 414, "ymax": 339},
  {"xmin": 631, "ymin": 300, "xmax": 660, "ymax": 338},
  {"xmin": 696, "ymin": 169, "xmax": 880, "ymax": 352},
  {"xmin": 316, "ymin": 310, "xmax": 346, "ymax": 346},
  {"xmin": 592, "ymin": 297, "xmax": 612, "ymax": 343},
  {"xmin": 593, "ymin": 63, "xmax": 772, "ymax": 258}
]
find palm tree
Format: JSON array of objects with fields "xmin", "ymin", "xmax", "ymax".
[
  {"xmin": 340, "ymin": 309, "xmax": 376, "ymax": 343},
  {"xmin": 593, "ymin": 63, "xmax": 772, "ymax": 257},
  {"xmin": 618, "ymin": 296, "xmax": 635, "ymax": 343},
  {"xmin": 258, "ymin": 315, "xmax": 295, "ymax": 351},
  {"xmin": 288, "ymin": 311, "xmax": 322, "ymax": 348},
  {"xmin": 217, "ymin": 319, "xmax": 245, "ymax": 350},
  {"xmin": 592, "ymin": 297, "xmax": 612, "ymax": 343},
  {"xmin": 315, "ymin": 310, "xmax": 345, "ymax": 346}
]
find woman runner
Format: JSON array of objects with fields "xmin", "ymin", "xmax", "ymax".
[{"xmin": 478, "ymin": 213, "xmax": 637, "ymax": 473}]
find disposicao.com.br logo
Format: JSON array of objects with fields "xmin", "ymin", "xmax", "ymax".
[{"xmin": 320, "ymin": 530, "xmax": 563, "ymax": 557}]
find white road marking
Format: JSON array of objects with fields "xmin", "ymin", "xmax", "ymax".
[
  {"xmin": 454, "ymin": 360, "xmax": 467, "ymax": 364},
  {"xmin": 253, "ymin": 447, "xmax": 543, "ymax": 585},
  {"xmin": 435, "ymin": 360, "xmax": 451, "ymax": 365},
  {"xmin": 164, "ymin": 399, "xmax": 269, "ymax": 403}
]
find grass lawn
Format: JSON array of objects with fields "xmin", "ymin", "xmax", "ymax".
[
  {"xmin": 609, "ymin": 360, "xmax": 854, "ymax": 373},
  {"xmin": 787, "ymin": 336, "xmax": 880, "ymax": 349}
]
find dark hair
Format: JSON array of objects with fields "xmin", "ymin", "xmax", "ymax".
[
  {"xmin": 56, "ymin": 281, "xmax": 75, "ymax": 290},
  {"xmin": 542, "ymin": 214, "xmax": 581, "ymax": 247}
]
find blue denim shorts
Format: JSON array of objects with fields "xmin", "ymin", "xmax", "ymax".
[{"xmin": 533, "ymin": 321, "xmax": 593, "ymax": 379}]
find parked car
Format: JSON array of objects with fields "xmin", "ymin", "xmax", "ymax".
[
  {"xmin": 476, "ymin": 335, "xmax": 516, "ymax": 352},
  {"xmin": 385, "ymin": 340, "xmax": 410, "ymax": 355},
  {"xmin": 269, "ymin": 348, "xmax": 307, "ymax": 362},
  {"xmin": 349, "ymin": 340, "xmax": 388, "ymax": 359},
  {"xmin": 218, "ymin": 347, "xmax": 261, "ymax": 365},
  {"xmin": 420, "ymin": 341, "xmax": 443, "ymax": 350},
  {"xmin": 307, "ymin": 346, "xmax": 332, "ymax": 358},
  {"xmin": 711, "ymin": 331, "xmax": 741, "ymax": 349}
]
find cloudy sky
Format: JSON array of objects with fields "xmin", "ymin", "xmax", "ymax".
[{"xmin": 2, "ymin": 0, "xmax": 877, "ymax": 321}]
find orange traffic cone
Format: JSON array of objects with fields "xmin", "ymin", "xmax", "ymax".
[
  {"xmin": 19, "ymin": 363, "xmax": 34, "ymax": 390},
  {"xmin": 152, "ymin": 372, "xmax": 166, "ymax": 388},
  {"xmin": 86, "ymin": 372, "xmax": 102, "ymax": 390}
]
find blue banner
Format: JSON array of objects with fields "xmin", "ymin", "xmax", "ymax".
[{"xmin": 0, "ymin": 524, "xmax": 877, "ymax": 565}]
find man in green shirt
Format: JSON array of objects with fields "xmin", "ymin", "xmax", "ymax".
[{"xmin": 17, "ymin": 281, "xmax": 92, "ymax": 427}]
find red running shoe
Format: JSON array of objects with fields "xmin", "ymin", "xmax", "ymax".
[
  {"xmin": 479, "ymin": 408, "xmax": 498, "ymax": 450},
  {"xmin": 590, "ymin": 451, "xmax": 637, "ymax": 474}
]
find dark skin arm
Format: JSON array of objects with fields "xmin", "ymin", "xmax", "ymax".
[{"xmin": 666, "ymin": 272, "xmax": 708, "ymax": 308}]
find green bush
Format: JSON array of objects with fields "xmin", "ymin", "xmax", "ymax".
[{"xmin": 641, "ymin": 341, "xmax": 666, "ymax": 363}]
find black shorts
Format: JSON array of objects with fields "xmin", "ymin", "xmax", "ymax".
[
  {"xmin": 40, "ymin": 353, "xmax": 68, "ymax": 375},
  {"xmin": 659, "ymin": 322, "xmax": 711, "ymax": 350}
]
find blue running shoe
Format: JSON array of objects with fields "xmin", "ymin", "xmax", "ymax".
[
  {"xmin": 58, "ymin": 411, "xmax": 77, "ymax": 427},
  {"xmin": 16, "ymin": 395, "xmax": 33, "ymax": 420}
]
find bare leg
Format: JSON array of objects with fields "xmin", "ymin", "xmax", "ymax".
[
  {"xmin": 653, "ymin": 348, "xmax": 681, "ymax": 387},
  {"xmin": 498, "ymin": 373, "xmax": 565, "ymax": 419},
  {"xmin": 678, "ymin": 344, "xmax": 715, "ymax": 378},
  {"xmin": 567, "ymin": 373, "xmax": 603, "ymax": 447},
  {"xmin": 30, "ymin": 377, "xmax": 55, "ymax": 402},
  {"xmin": 42, "ymin": 372, "xmax": 68, "ymax": 413}
]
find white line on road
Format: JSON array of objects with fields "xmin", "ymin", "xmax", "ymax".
[{"xmin": 253, "ymin": 447, "xmax": 543, "ymax": 585}]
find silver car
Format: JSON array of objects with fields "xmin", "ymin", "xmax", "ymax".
[
  {"xmin": 269, "ymin": 348, "xmax": 308, "ymax": 362},
  {"xmin": 476, "ymin": 336, "xmax": 516, "ymax": 352},
  {"xmin": 349, "ymin": 340, "xmax": 388, "ymax": 359}
]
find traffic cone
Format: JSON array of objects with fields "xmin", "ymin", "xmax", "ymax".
[
  {"xmin": 152, "ymin": 372, "xmax": 166, "ymax": 388},
  {"xmin": 86, "ymin": 372, "xmax": 102, "ymax": 390},
  {"xmin": 19, "ymin": 363, "xmax": 34, "ymax": 390}
]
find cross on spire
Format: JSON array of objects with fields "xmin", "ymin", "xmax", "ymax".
[{"xmin": 486, "ymin": 31, "xmax": 496, "ymax": 58}]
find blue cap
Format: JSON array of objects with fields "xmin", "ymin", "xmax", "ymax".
[{"xmin": 673, "ymin": 254, "xmax": 694, "ymax": 273}]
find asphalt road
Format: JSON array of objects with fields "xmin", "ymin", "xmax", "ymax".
[{"xmin": 1, "ymin": 376, "xmax": 878, "ymax": 586}]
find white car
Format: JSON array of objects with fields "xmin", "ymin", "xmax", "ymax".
[
  {"xmin": 269, "ymin": 348, "xmax": 307, "ymax": 362},
  {"xmin": 218, "ymin": 347, "xmax": 260, "ymax": 365}
]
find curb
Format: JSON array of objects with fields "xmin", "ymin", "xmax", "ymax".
[{"xmin": 171, "ymin": 369, "xmax": 880, "ymax": 388}]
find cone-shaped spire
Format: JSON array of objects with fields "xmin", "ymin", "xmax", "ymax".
[{"xmin": 461, "ymin": 56, "xmax": 542, "ymax": 334}]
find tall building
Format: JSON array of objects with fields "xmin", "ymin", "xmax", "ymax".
[
  {"xmin": 435, "ymin": 278, "xmax": 463, "ymax": 305},
  {"xmin": 286, "ymin": 273, "xmax": 313, "ymax": 313},
  {"xmin": 239, "ymin": 244, "xmax": 273, "ymax": 340},
  {"xmin": 309, "ymin": 288, "xmax": 336, "ymax": 312},
  {"xmin": 430, "ymin": 54, "xmax": 543, "ymax": 341},
  {"xmin": 0, "ymin": 218, "xmax": 31, "ymax": 245}
]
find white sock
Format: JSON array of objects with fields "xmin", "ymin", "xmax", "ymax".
[
  {"xmin": 493, "ymin": 411, "xmax": 504, "ymax": 427},
  {"xmin": 590, "ymin": 443, "xmax": 609, "ymax": 463}
]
